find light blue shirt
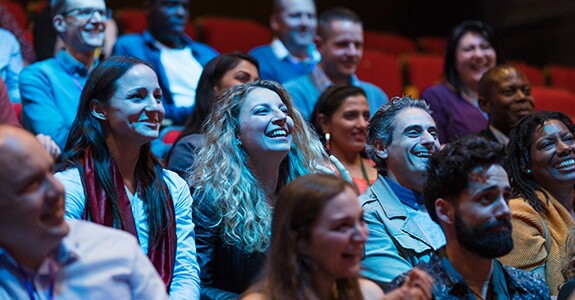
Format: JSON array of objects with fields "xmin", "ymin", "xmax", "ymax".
[
  {"xmin": 0, "ymin": 28, "xmax": 23, "ymax": 103},
  {"xmin": 0, "ymin": 220, "xmax": 168, "ymax": 300},
  {"xmin": 20, "ymin": 50, "xmax": 93, "ymax": 150},
  {"xmin": 56, "ymin": 168, "xmax": 200, "ymax": 300}
]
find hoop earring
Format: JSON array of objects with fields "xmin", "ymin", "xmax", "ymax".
[{"xmin": 325, "ymin": 132, "xmax": 331, "ymax": 152}]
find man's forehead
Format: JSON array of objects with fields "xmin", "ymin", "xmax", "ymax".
[
  {"xmin": 394, "ymin": 108, "xmax": 435, "ymax": 131},
  {"xmin": 65, "ymin": 0, "xmax": 106, "ymax": 9},
  {"xmin": 467, "ymin": 164, "xmax": 509, "ymax": 190}
]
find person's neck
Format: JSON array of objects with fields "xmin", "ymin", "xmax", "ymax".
[
  {"xmin": 387, "ymin": 169, "xmax": 424, "ymax": 193},
  {"xmin": 545, "ymin": 184, "xmax": 575, "ymax": 216},
  {"xmin": 311, "ymin": 272, "xmax": 336, "ymax": 300},
  {"xmin": 1, "ymin": 238, "xmax": 61, "ymax": 272},
  {"xmin": 446, "ymin": 241, "xmax": 493, "ymax": 288},
  {"xmin": 66, "ymin": 47, "xmax": 97, "ymax": 69},
  {"xmin": 105, "ymin": 137, "xmax": 141, "ymax": 194},
  {"xmin": 150, "ymin": 30, "xmax": 184, "ymax": 49},
  {"xmin": 248, "ymin": 155, "xmax": 284, "ymax": 200},
  {"xmin": 489, "ymin": 121, "xmax": 511, "ymax": 137},
  {"xmin": 320, "ymin": 64, "xmax": 352, "ymax": 86},
  {"xmin": 330, "ymin": 145, "xmax": 366, "ymax": 179},
  {"xmin": 281, "ymin": 39, "xmax": 309, "ymax": 59}
]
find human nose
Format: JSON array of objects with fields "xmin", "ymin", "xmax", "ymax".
[
  {"xmin": 272, "ymin": 108, "xmax": 288, "ymax": 124},
  {"xmin": 88, "ymin": 9, "xmax": 107, "ymax": 22},
  {"xmin": 494, "ymin": 197, "xmax": 512, "ymax": 220},
  {"xmin": 351, "ymin": 222, "xmax": 368, "ymax": 242},
  {"xmin": 357, "ymin": 116, "xmax": 368, "ymax": 129},
  {"xmin": 420, "ymin": 130, "xmax": 436, "ymax": 145},
  {"xmin": 45, "ymin": 174, "xmax": 65, "ymax": 202},
  {"xmin": 557, "ymin": 139, "xmax": 573, "ymax": 155}
]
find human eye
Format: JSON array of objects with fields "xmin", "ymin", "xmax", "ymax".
[
  {"xmin": 501, "ymin": 88, "xmax": 514, "ymax": 97},
  {"xmin": 343, "ymin": 111, "xmax": 358, "ymax": 120},
  {"xmin": 563, "ymin": 134, "xmax": 575, "ymax": 144},
  {"xmin": 522, "ymin": 86, "xmax": 531, "ymax": 96},
  {"xmin": 405, "ymin": 127, "xmax": 422, "ymax": 137},
  {"xmin": 254, "ymin": 106, "xmax": 270, "ymax": 115},
  {"xmin": 279, "ymin": 106, "xmax": 289, "ymax": 114},
  {"xmin": 480, "ymin": 42, "xmax": 492, "ymax": 50},
  {"xmin": 235, "ymin": 74, "xmax": 250, "ymax": 84}
]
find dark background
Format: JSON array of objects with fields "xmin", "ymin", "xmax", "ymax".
[{"xmin": 86, "ymin": 0, "xmax": 575, "ymax": 67}]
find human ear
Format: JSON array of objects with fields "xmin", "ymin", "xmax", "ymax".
[
  {"xmin": 90, "ymin": 99, "xmax": 107, "ymax": 120},
  {"xmin": 270, "ymin": 14, "xmax": 279, "ymax": 32},
  {"xmin": 53, "ymin": 15, "xmax": 67, "ymax": 34},
  {"xmin": 318, "ymin": 113, "xmax": 330, "ymax": 133},
  {"xmin": 374, "ymin": 141, "xmax": 388, "ymax": 160},
  {"xmin": 478, "ymin": 96, "xmax": 490, "ymax": 114},
  {"xmin": 435, "ymin": 198, "xmax": 454, "ymax": 225}
]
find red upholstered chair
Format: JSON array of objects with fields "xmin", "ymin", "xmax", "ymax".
[
  {"xmin": 196, "ymin": 16, "xmax": 272, "ymax": 53},
  {"xmin": 162, "ymin": 128, "xmax": 182, "ymax": 145},
  {"xmin": 509, "ymin": 60, "xmax": 546, "ymax": 87},
  {"xmin": 403, "ymin": 54, "xmax": 444, "ymax": 97},
  {"xmin": 356, "ymin": 50, "xmax": 403, "ymax": 98},
  {"xmin": 531, "ymin": 86, "xmax": 575, "ymax": 120},
  {"xmin": 547, "ymin": 65, "xmax": 575, "ymax": 94},
  {"xmin": 418, "ymin": 36, "xmax": 447, "ymax": 55},
  {"xmin": 1, "ymin": 0, "xmax": 27, "ymax": 30},
  {"xmin": 363, "ymin": 30, "xmax": 417, "ymax": 56},
  {"xmin": 12, "ymin": 103, "xmax": 22, "ymax": 125},
  {"xmin": 116, "ymin": 8, "xmax": 147, "ymax": 34}
]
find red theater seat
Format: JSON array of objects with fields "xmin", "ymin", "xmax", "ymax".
[
  {"xmin": 403, "ymin": 54, "xmax": 444, "ymax": 97},
  {"xmin": 531, "ymin": 86, "xmax": 575, "ymax": 120},
  {"xmin": 418, "ymin": 36, "xmax": 447, "ymax": 55},
  {"xmin": 509, "ymin": 60, "xmax": 546, "ymax": 87},
  {"xmin": 548, "ymin": 65, "xmax": 575, "ymax": 94},
  {"xmin": 363, "ymin": 30, "xmax": 417, "ymax": 56},
  {"xmin": 356, "ymin": 50, "xmax": 403, "ymax": 98},
  {"xmin": 196, "ymin": 16, "xmax": 272, "ymax": 53}
]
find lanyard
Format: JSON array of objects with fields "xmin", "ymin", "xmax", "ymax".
[
  {"xmin": 18, "ymin": 256, "xmax": 55, "ymax": 300},
  {"xmin": 54, "ymin": 56, "xmax": 84, "ymax": 92}
]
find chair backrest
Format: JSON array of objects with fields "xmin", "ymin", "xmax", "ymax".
[
  {"xmin": 547, "ymin": 65, "xmax": 575, "ymax": 94},
  {"xmin": 356, "ymin": 50, "xmax": 403, "ymax": 98},
  {"xmin": 116, "ymin": 8, "xmax": 147, "ymax": 34},
  {"xmin": 531, "ymin": 86, "xmax": 575, "ymax": 120},
  {"xmin": 509, "ymin": 60, "xmax": 546, "ymax": 87},
  {"xmin": 196, "ymin": 16, "xmax": 272, "ymax": 53},
  {"xmin": 363, "ymin": 30, "xmax": 417, "ymax": 56},
  {"xmin": 418, "ymin": 36, "xmax": 447, "ymax": 55},
  {"xmin": 403, "ymin": 54, "xmax": 444, "ymax": 96},
  {"xmin": 12, "ymin": 103, "xmax": 22, "ymax": 125},
  {"xmin": 1, "ymin": 1, "xmax": 27, "ymax": 31}
]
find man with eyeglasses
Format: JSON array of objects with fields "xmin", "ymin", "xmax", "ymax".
[
  {"xmin": 113, "ymin": 0, "xmax": 219, "ymax": 126},
  {"xmin": 20, "ymin": 0, "xmax": 110, "ymax": 151}
]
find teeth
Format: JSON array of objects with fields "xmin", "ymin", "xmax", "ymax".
[
  {"xmin": 268, "ymin": 129, "xmax": 287, "ymax": 137},
  {"xmin": 413, "ymin": 151, "xmax": 430, "ymax": 158},
  {"xmin": 556, "ymin": 159, "xmax": 575, "ymax": 168}
]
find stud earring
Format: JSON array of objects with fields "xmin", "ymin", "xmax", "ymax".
[
  {"xmin": 527, "ymin": 169, "xmax": 532, "ymax": 174},
  {"xmin": 325, "ymin": 132, "xmax": 331, "ymax": 152}
]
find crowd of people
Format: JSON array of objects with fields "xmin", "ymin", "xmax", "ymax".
[{"xmin": 1, "ymin": 0, "xmax": 575, "ymax": 299}]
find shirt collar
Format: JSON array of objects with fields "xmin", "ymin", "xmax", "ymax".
[
  {"xmin": 384, "ymin": 176, "xmax": 424, "ymax": 210},
  {"xmin": 488, "ymin": 125, "xmax": 510, "ymax": 145},
  {"xmin": 310, "ymin": 65, "xmax": 361, "ymax": 91},
  {"xmin": 270, "ymin": 38, "xmax": 321, "ymax": 62},
  {"xmin": 55, "ymin": 50, "xmax": 93, "ymax": 77}
]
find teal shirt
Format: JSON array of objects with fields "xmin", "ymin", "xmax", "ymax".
[{"xmin": 20, "ymin": 50, "xmax": 94, "ymax": 149}]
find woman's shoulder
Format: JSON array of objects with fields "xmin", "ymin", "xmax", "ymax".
[
  {"xmin": 54, "ymin": 168, "xmax": 82, "ymax": 189},
  {"xmin": 359, "ymin": 278, "xmax": 385, "ymax": 300}
]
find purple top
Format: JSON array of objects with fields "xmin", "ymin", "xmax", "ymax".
[{"xmin": 421, "ymin": 83, "xmax": 487, "ymax": 144}]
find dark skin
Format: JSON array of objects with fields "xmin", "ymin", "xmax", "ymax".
[{"xmin": 145, "ymin": 0, "xmax": 189, "ymax": 48}]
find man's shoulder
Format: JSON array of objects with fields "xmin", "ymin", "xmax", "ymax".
[
  {"xmin": 21, "ymin": 58, "xmax": 56, "ymax": 75},
  {"xmin": 502, "ymin": 264, "xmax": 551, "ymax": 298},
  {"xmin": 284, "ymin": 74, "xmax": 314, "ymax": 89},
  {"xmin": 248, "ymin": 44, "xmax": 273, "ymax": 57},
  {"xmin": 115, "ymin": 33, "xmax": 146, "ymax": 46},
  {"xmin": 65, "ymin": 220, "xmax": 139, "ymax": 248}
]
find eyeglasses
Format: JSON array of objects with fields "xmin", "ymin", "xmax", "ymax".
[{"xmin": 61, "ymin": 8, "xmax": 112, "ymax": 20}]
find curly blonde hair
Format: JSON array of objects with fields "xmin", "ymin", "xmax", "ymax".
[{"xmin": 189, "ymin": 80, "xmax": 328, "ymax": 253}]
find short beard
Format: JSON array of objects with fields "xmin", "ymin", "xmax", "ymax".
[{"xmin": 454, "ymin": 214, "xmax": 514, "ymax": 258}]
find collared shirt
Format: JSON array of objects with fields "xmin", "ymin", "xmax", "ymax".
[
  {"xmin": 488, "ymin": 125, "xmax": 510, "ymax": 145},
  {"xmin": 0, "ymin": 220, "xmax": 168, "ymax": 300},
  {"xmin": 387, "ymin": 247, "xmax": 551, "ymax": 299},
  {"xmin": 56, "ymin": 169, "xmax": 201, "ymax": 300},
  {"xmin": 20, "ymin": 50, "xmax": 95, "ymax": 149},
  {"xmin": 310, "ymin": 65, "xmax": 361, "ymax": 92},
  {"xmin": 383, "ymin": 176, "xmax": 445, "ymax": 249},
  {"xmin": 270, "ymin": 38, "xmax": 320, "ymax": 75},
  {"xmin": 0, "ymin": 28, "xmax": 22, "ymax": 103}
]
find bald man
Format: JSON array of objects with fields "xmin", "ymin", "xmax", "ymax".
[
  {"xmin": 0, "ymin": 126, "xmax": 168, "ymax": 299},
  {"xmin": 477, "ymin": 65, "xmax": 535, "ymax": 145}
]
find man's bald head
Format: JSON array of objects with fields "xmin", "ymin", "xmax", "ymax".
[{"xmin": 478, "ymin": 65, "xmax": 535, "ymax": 135}]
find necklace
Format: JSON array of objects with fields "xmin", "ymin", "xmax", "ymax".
[{"xmin": 359, "ymin": 158, "xmax": 370, "ymax": 183}]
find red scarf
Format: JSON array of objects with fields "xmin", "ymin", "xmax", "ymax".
[{"xmin": 81, "ymin": 148, "xmax": 176, "ymax": 291}]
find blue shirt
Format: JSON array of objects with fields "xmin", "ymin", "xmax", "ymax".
[
  {"xmin": 284, "ymin": 66, "xmax": 388, "ymax": 121},
  {"xmin": 0, "ymin": 220, "xmax": 169, "ymax": 300},
  {"xmin": 113, "ymin": 31, "xmax": 219, "ymax": 125},
  {"xmin": 249, "ymin": 39, "xmax": 320, "ymax": 83},
  {"xmin": 0, "ymin": 28, "xmax": 22, "ymax": 103},
  {"xmin": 56, "ymin": 168, "xmax": 201, "ymax": 300},
  {"xmin": 20, "ymin": 50, "xmax": 93, "ymax": 150}
]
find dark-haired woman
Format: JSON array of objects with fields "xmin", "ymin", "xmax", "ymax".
[
  {"xmin": 500, "ymin": 111, "xmax": 575, "ymax": 295},
  {"xmin": 166, "ymin": 52, "xmax": 259, "ymax": 178},
  {"xmin": 56, "ymin": 56, "xmax": 200, "ymax": 298},
  {"xmin": 311, "ymin": 85, "xmax": 377, "ymax": 193},
  {"xmin": 421, "ymin": 20, "xmax": 504, "ymax": 143}
]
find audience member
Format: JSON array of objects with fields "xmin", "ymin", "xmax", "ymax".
[
  {"xmin": 360, "ymin": 97, "xmax": 445, "ymax": 285},
  {"xmin": 55, "ymin": 56, "xmax": 200, "ymax": 299},
  {"xmin": 0, "ymin": 125, "xmax": 168, "ymax": 299},
  {"xmin": 0, "ymin": 28, "xmax": 23, "ymax": 103},
  {"xmin": 166, "ymin": 52, "xmax": 259, "ymax": 178},
  {"xmin": 113, "ymin": 0, "xmax": 219, "ymax": 125},
  {"xmin": 284, "ymin": 7, "xmax": 387, "ymax": 121},
  {"xmin": 190, "ymin": 80, "xmax": 328, "ymax": 298},
  {"xmin": 389, "ymin": 136, "xmax": 550, "ymax": 298},
  {"xmin": 477, "ymin": 64, "xmax": 535, "ymax": 145},
  {"xmin": 0, "ymin": 3, "xmax": 36, "ymax": 64},
  {"xmin": 421, "ymin": 20, "xmax": 504, "ymax": 143},
  {"xmin": 311, "ymin": 85, "xmax": 377, "ymax": 193},
  {"xmin": 500, "ymin": 111, "xmax": 575, "ymax": 295},
  {"xmin": 249, "ymin": 0, "xmax": 320, "ymax": 83},
  {"xmin": 558, "ymin": 226, "xmax": 575, "ymax": 300},
  {"xmin": 20, "ymin": 0, "xmax": 109, "ymax": 150},
  {"xmin": 241, "ymin": 173, "xmax": 434, "ymax": 300}
]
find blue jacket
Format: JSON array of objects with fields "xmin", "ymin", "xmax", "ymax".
[
  {"xmin": 113, "ymin": 31, "xmax": 219, "ymax": 125},
  {"xmin": 249, "ymin": 44, "xmax": 314, "ymax": 83}
]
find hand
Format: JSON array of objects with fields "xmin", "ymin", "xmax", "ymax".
[
  {"xmin": 36, "ymin": 134, "xmax": 61, "ymax": 158},
  {"xmin": 329, "ymin": 155, "xmax": 353, "ymax": 183},
  {"xmin": 383, "ymin": 268, "xmax": 433, "ymax": 300}
]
